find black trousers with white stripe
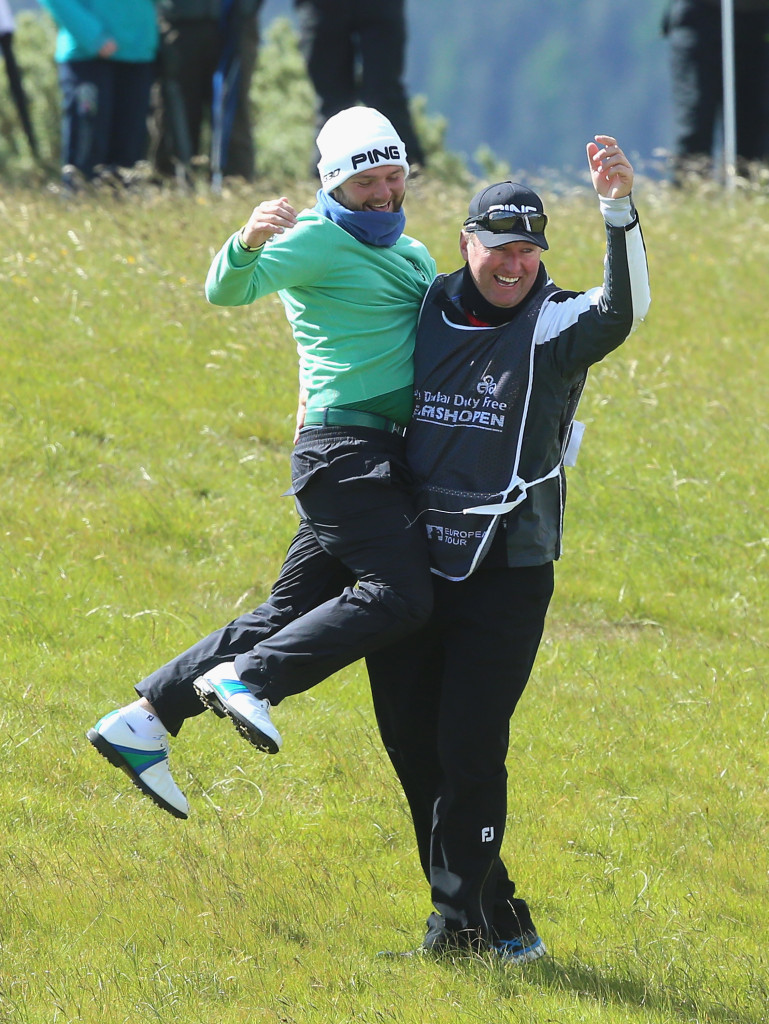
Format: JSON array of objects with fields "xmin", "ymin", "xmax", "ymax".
[{"xmin": 367, "ymin": 546, "xmax": 554, "ymax": 946}]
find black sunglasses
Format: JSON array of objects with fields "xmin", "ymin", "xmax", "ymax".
[{"xmin": 464, "ymin": 210, "xmax": 548, "ymax": 234}]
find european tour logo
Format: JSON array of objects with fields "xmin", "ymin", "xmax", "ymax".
[{"xmin": 425, "ymin": 523, "xmax": 485, "ymax": 548}]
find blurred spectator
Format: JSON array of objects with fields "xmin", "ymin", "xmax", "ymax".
[
  {"xmin": 294, "ymin": 0, "xmax": 425, "ymax": 172},
  {"xmin": 1, "ymin": 0, "xmax": 40, "ymax": 158},
  {"xmin": 39, "ymin": 0, "xmax": 158, "ymax": 185},
  {"xmin": 152, "ymin": 0, "xmax": 263, "ymax": 184},
  {"xmin": 663, "ymin": 0, "xmax": 769, "ymax": 181}
]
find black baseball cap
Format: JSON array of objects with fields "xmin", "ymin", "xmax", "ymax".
[{"xmin": 464, "ymin": 181, "xmax": 548, "ymax": 250}]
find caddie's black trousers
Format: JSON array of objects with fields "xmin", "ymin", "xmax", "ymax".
[
  {"xmin": 367, "ymin": 557, "xmax": 554, "ymax": 945},
  {"xmin": 137, "ymin": 426, "xmax": 433, "ymax": 735}
]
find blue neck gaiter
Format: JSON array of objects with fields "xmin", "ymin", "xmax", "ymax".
[{"xmin": 314, "ymin": 189, "xmax": 406, "ymax": 247}]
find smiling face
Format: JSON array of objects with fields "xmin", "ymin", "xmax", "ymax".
[
  {"xmin": 460, "ymin": 230, "xmax": 543, "ymax": 309},
  {"xmin": 333, "ymin": 164, "xmax": 406, "ymax": 213}
]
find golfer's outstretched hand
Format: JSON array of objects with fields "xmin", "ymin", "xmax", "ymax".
[
  {"xmin": 586, "ymin": 136, "xmax": 633, "ymax": 199},
  {"xmin": 240, "ymin": 197, "xmax": 298, "ymax": 249}
]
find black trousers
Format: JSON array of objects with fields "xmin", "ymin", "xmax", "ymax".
[
  {"xmin": 667, "ymin": 0, "xmax": 769, "ymax": 170},
  {"xmin": 137, "ymin": 426, "xmax": 433, "ymax": 734},
  {"xmin": 152, "ymin": 19, "xmax": 221, "ymax": 175},
  {"xmin": 295, "ymin": 0, "xmax": 425, "ymax": 166},
  {"xmin": 152, "ymin": 14, "xmax": 259, "ymax": 180},
  {"xmin": 367, "ymin": 557, "xmax": 554, "ymax": 945},
  {"xmin": 58, "ymin": 59, "xmax": 155, "ymax": 178},
  {"xmin": 225, "ymin": 13, "xmax": 259, "ymax": 180}
]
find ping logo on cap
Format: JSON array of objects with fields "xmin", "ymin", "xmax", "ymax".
[
  {"xmin": 488, "ymin": 203, "xmax": 539, "ymax": 214},
  {"xmin": 351, "ymin": 145, "xmax": 402, "ymax": 170}
]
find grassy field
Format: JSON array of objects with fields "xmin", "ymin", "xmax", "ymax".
[{"xmin": 1, "ymin": 172, "xmax": 768, "ymax": 1024}]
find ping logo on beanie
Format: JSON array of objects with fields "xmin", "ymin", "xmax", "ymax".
[{"xmin": 317, "ymin": 107, "xmax": 410, "ymax": 193}]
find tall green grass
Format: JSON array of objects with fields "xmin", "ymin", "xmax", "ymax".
[{"xmin": 1, "ymin": 175, "xmax": 768, "ymax": 1024}]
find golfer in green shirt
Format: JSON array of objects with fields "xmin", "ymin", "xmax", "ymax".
[{"xmin": 87, "ymin": 107, "xmax": 436, "ymax": 820}]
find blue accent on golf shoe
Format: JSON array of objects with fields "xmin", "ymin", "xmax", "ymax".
[
  {"xmin": 193, "ymin": 662, "xmax": 282, "ymax": 753},
  {"xmin": 492, "ymin": 931, "xmax": 546, "ymax": 964},
  {"xmin": 87, "ymin": 709, "xmax": 189, "ymax": 819}
]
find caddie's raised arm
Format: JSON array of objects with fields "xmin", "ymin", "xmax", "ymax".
[{"xmin": 586, "ymin": 135, "xmax": 634, "ymax": 198}]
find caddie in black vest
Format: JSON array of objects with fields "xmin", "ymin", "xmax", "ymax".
[{"xmin": 369, "ymin": 135, "xmax": 651, "ymax": 961}]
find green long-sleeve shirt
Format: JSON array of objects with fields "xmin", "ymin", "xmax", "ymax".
[{"xmin": 205, "ymin": 209, "xmax": 436, "ymax": 424}]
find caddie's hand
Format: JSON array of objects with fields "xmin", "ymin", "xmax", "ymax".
[
  {"xmin": 586, "ymin": 136, "xmax": 634, "ymax": 198},
  {"xmin": 240, "ymin": 197, "xmax": 298, "ymax": 250}
]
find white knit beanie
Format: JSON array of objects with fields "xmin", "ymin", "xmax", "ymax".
[{"xmin": 316, "ymin": 107, "xmax": 410, "ymax": 193}]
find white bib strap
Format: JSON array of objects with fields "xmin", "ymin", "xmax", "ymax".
[{"xmin": 460, "ymin": 462, "xmax": 563, "ymax": 516}]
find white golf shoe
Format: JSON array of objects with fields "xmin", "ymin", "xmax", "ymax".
[
  {"xmin": 193, "ymin": 661, "xmax": 282, "ymax": 753},
  {"xmin": 87, "ymin": 709, "xmax": 189, "ymax": 819}
]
